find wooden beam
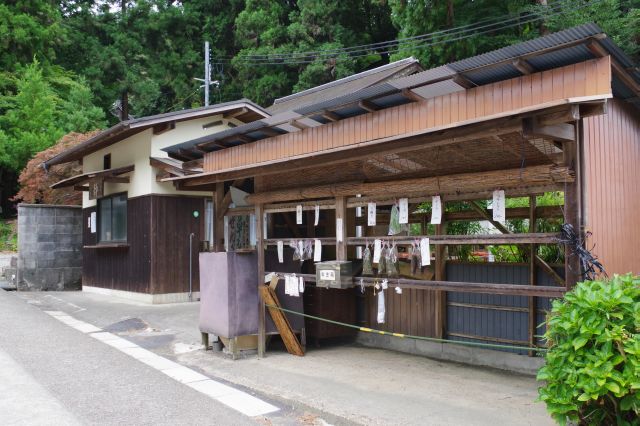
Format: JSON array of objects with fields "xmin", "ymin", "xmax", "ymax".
[
  {"xmin": 246, "ymin": 164, "xmax": 575, "ymax": 204},
  {"xmin": 73, "ymin": 185, "xmax": 89, "ymax": 191},
  {"xmin": 434, "ymin": 222, "xmax": 447, "ymax": 339},
  {"xmin": 256, "ymin": 203, "xmax": 266, "ymax": 358},
  {"xmin": 537, "ymin": 105, "xmax": 580, "ymax": 125},
  {"xmin": 358, "ymin": 99, "xmax": 379, "ymax": 112},
  {"xmin": 523, "ymin": 117, "xmax": 575, "ymax": 142},
  {"xmin": 452, "ymin": 75, "xmax": 475, "ymax": 89},
  {"xmin": 288, "ymin": 120, "xmax": 309, "ymax": 130},
  {"xmin": 563, "ymin": 138, "xmax": 582, "ymax": 289},
  {"xmin": 401, "ymin": 88, "xmax": 423, "ymax": 102},
  {"xmin": 587, "ymin": 41, "xmax": 640, "ymax": 95},
  {"xmin": 152, "ymin": 121, "xmax": 175, "ymax": 135},
  {"xmin": 214, "ymin": 182, "xmax": 225, "ymax": 252},
  {"xmin": 356, "ymin": 276, "xmax": 565, "ymax": 298},
  {"xmin": 528, "ymin": 195, "xmax": 537, "ymax": 356},
  {"xmin": 260, "ymin": 127, "xmax": 282, "ymax": 137},
  {"xmin": 513, "ymin": 58, "xmax": 535, "ymax": 75},
  {"xmin": 322, "ymin": 110, "xmax": 341, "ymax": 122},
  {"xmin": 178, "ymin": 148, "xmax": 199, "ymax": 161},
  {"xmin": 223, "ymin": 107, "xmax": 248, "ymax": 119}
]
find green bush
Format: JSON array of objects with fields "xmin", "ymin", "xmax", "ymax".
[{"xmin": 537, "ymin": 275, "xmax": 640, "ymax": 425}]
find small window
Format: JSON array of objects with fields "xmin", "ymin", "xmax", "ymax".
[
  {"xmin": 98, "ymin": 193, "xmax": 127, "ymax": 242},
  {"xmin": 103, "ymin": 154, "xmax": 111, "ymax": 170}
]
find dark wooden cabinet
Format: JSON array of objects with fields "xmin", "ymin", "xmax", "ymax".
[{"xmin": 303, "ymin": 286, "xmax": 357, "ymax": 342}]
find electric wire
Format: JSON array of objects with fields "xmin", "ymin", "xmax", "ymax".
[
  {"xmin": 265, "ymin": 303, "xmax": 548, "ymax": 353},
  {"xmin": 212, "ymin": 0, "xmax": 600, "ymax": 65}
]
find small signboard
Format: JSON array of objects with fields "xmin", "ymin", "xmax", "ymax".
[{"xmin": 88, "ymin": 178, "xmax": 104, "ymax": 200}]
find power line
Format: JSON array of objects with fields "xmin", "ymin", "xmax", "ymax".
[{"xmin": 213, "ymin": 0, "xmax": 599, "ymax": 66}]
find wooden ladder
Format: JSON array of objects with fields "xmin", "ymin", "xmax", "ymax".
[{"xmin": 259, "ymin": 286, "xmax": 305, "ymax": 356}]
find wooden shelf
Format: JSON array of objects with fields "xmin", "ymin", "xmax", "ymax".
[{"xmin": 83, "ymin": 243, "xmax": 130, "ymax": 249}]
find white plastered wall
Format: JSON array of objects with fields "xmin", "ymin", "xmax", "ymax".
[{"xmin": 82, "ymin": 116, "xmax": 232, "ymax": 208}]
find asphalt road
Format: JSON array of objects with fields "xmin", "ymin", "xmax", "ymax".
[{"xmin": 0, "ymin": 290, "xmax": 254, "ymax": 426}]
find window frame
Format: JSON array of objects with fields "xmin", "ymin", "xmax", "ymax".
[{"xmin": 97, "ymin": 192, "xmax": 128, "ymax": 244}]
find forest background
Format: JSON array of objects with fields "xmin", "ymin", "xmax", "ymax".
[{"xmin": 0, "ymin": 0, "xmax": 638, "ymax": 219}]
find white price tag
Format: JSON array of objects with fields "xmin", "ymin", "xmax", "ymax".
[
  {"xmin": 263, "ymin": 212, "xmax": 267, "ymax": 239},
  {"xmin": 296, "ymin": 205, "xmax": 303, "ymax": 225},
  {"xmin": 314, "ymin": 205, "xmax": 319, "ymax": 226},
  {"xmin": 493, "ymin": 190, "xmax": 506, "ymax": 223},
  {"xmin": 373, "ymin": 239, "xmax": 382, "ymax": 264},
  {"xmin": 420, "ymin": 238, "xmax": 431, "ymax": 266},
  {"xmin": 314, "ymin": 239, "xmax": 322, "ymax": 262},
  {"xmin": 264, "ymin": 272, "xmax": 276, "ymax": 283},
  {"xmin": 398, "ymin": 198, "xmax": 409, "ymax": 224},
  {"xmin": 277, "ymin": 240, "xmax": 284, "ymax": 263},
  {"xmin": 336, "ymin": 218, "xmax": 343, "ymax": 242},
  {"xmin": 367, "ymin": 202, "xmax": 376, "ymax": 226},
  {"xmin": 90, "ymin": 212, "xmax": 96, "ymax": 233},
  {"xmin": 431, "ymin": 196, "xmax": 442, "ymax": 225}
]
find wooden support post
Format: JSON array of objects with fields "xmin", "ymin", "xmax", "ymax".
[
  {"xmin": 434, "ymin": 221, "xmax": 447, "ymax": 339},
  {"xmin": 214, "ymin": 182, "xmax": 225, "ymax": 252},
  {"xmin": 563, "ymin": 129, "xmax": 582, "ymax": 289},
  {"xmin": 256, "ymin": 203, "xmax": 266, "ymax": 358},
  {"xmin": 528, "ymin": 195, "xmax": 537, "ymax": 356},
  {"xmin": 335, "ymin": 196, "xmax": 347, "ymax": 260}
]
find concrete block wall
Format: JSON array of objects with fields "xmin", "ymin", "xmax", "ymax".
[{"xmin": 17, "ymin": 204, "xmax": 82, "ymax": 291}]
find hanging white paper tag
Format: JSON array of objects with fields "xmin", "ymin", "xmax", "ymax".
[
  {"xmin": 277, "ymin": 240, "xmax": 284, "ymax": 263},
  {"xmin": 420, "ymin": 238, "xmax": 431, "ymax": 266},
  {"xmin": 367, "ymin": 202, "xmax": 376, "ymax": 226},
  {"xmin": 299, "ymin": 276, "xmax": 305, "ymax": 293},
  {"xmin": 263, "ymin": 212, "xmax": 268, "ymax": 239},
  {"xmin": 377, "ymin": 290, "xmax": 385, "ymax": 324},
  {"xmin": 336, "ymin": 218, "xmax": 343, "ymax": 242},
  {"xmin": 314, "ymin": 205, "xmax": 319, "ymax": 226},
  {"xmin": 493, "ymin": 190, "xmax": 506, "ymax": 223},
  {"xmin": 381, "ymin": 279, "xmax": 388, "ymax": 290},
  {"xmin": 431, "ymin": 196, "xmax": 442, "ymax": 225},
  {"xmin": 90, "ymin": 212, "xmax": 96, "ymax": 233},
  {"xmin": 314, "ymin": 239, "xmax": 322, "ymax": 262},
  {"xmin": 373, "ymin": 239, "xmax": 382, "ymax": 264},
  {"xmin": 264, "ymin": 272, "xmax": 276, "ymax": 283},
  {"xmin": 399, "ymin": 198, "xmax": 409, "ymax": 224},
  {"xmin": 296, "ymin": 205, "xmax": 303, "ymax": 225},
  {"xmin": 298, "ymin": 240, "xmax": 304, "ymax": 261},
  {"xmin": 395, "ymin": 286, "xmax": 403, "ymax": 294}
]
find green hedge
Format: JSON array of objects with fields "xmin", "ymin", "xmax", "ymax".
[{"xmin": 538, "ymin": 274, "xmax": 640, "ymax": 425}]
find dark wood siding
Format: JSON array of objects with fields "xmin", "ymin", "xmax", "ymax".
[
  {"xmin": 150, "ymin": 195, "xmax": 206, "ymax": 294},
  {"xmin": 364, "ymin": 287, "xmax": 438, "ymax": 338},
  {"xmin": 583, "ymin": 99, "xmax": 640, "ymax": 274},
  {"xmin": 82, "ymin": 196, "xmax": 152, "ymax": 293},
  {"xmin": 82, "ymin": 194, "xmax": 207, "ymax": 294}
]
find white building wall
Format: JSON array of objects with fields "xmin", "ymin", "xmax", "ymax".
[{"xmin": 81, "ymin": 116, "xmax": 232, "ymax": 208}]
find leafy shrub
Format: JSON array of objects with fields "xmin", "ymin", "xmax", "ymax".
[
  {"xmin": 0, "ymin": 219, "xmax": 17, "ymax": 252},
  {"xmin": 537, "ymin": 275, "xmax": 640, "ymax": 425}
]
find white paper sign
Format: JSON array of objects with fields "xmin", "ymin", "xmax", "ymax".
[
  {"xmin": 263, "ymin": 212, "xmax": 268, "ymax": 239},
  {"xmin": 314, "ymin": 239, "xmax": 322, "ymax": 262},
  {"xmin": 277, "ymin": 240, "xmax": 284, "ymax": 263},
  {"xmin": 373, "ymin": 239, "xmax": 382, "ymax": 264},
  {"xmin": 314, "ymin": 205, "xmax": 319, "ymax": 226},
  {"xmin": 87, "ymin": 217, "xmax": 91, "ymax": 228},
  {"xmin": 398, "ymin": 198, "xmax": 409, "ymax": 224},
  {"xmin": 431, "ymin": 196, "xmax": 442, "ymax": 225},
  {"xmin": 296, "ymin": 205, "xmax": 303, "ymax": 224},
  {"xmin": 367, "ymin": 202, "xmax": 376, "ymax": 226},
  {"xmin": 336, "ymin": 218, "xmax": 343, "ymax": 242},
  {"xmin": 420, "ymin": 238, "xmax": 431, "ymax": 266},
  {"xmin": 90, "ymin": 212, "xmax": 97, "ymax": 233},
  {"xmin": 493, "ymin": 190, "xmax": 506, "ymax": 223}
]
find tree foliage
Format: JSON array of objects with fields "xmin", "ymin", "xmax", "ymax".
[
  {"xmin": 14, "ymin": 131, "xmax": 100, "ymax": 205},
  {"xmin": 537, "ymin": 275, "xmax": 640, "ymax": 425}
]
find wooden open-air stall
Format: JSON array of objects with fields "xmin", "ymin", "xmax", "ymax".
[{"xmin": 161, "ymin": 25, "xmax": 640, "ymax": 359}]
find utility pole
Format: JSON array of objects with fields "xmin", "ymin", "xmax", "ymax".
[{"xmin": 194, "ymin": 41, "xmax": 219, "ymax": 107}]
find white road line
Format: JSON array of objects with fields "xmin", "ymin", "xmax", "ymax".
[{"xmin": 42, "ymin": 310, "xmax": 279, "ymax": 417}]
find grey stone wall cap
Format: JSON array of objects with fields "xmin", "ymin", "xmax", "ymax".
[{"xmin": 18, "ymin": 204, "xmax": 82, "ymax": 209}]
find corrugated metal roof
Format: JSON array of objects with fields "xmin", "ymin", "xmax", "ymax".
[
  {"xmin": 268, "ymin": 57, "xmax": 420, "ymax": 114},
  {"xmin": 164, "ymin": 23, "xmax": 640, "ymax": 159}
]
